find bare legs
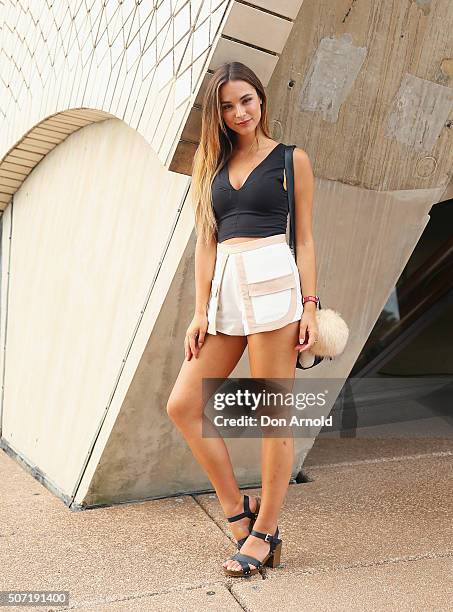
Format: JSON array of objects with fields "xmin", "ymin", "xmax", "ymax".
[{"xmin": 166, "ymin": 321, "xmax": 299, "ymax": 571}]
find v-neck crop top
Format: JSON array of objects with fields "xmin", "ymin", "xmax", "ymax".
[{"xmin": 211, "ymin": 142, "xmax": 289, "ymax": 243}]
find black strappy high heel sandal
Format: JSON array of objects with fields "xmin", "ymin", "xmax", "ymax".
[
  {"xmin": 223, "ymin": 527, "xmax": 282, "ymax": 577},
  {"xmin": 226, "ymin": 494, "xmax": 261, "ymax": 550}
]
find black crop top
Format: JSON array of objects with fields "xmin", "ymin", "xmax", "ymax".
[{"xmin": 211, "ymin": 142, "xmax": 289, "ymax": 243}]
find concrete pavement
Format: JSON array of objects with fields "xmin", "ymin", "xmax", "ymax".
[{"xmin": 1, "ymin": 437, "xmax": 452, "ymax": 611}]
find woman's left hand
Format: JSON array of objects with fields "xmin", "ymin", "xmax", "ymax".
[{"xmin": 295, "ymin": 310, "xmax": 319, "ymax": 353}]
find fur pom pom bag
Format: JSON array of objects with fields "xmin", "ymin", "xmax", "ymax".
[
  {"xmin": 284, "ymin": 145, "xmax": 349, "ymax": 370},
  {"xmin": 297, "ymin": 298, "xmax": 350, "ymax": 369}
]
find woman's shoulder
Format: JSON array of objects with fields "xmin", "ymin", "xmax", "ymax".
[
  {"xmin": 292, "ymin": 146, "xmax": 313, "ymax": 182},
  {"xmin": 282, "ymin": 144, "xmax": 311, "ymax": 168},
  {"xmin": 292, "ymin": 146, "xmax": 311, "ymax": 166}
]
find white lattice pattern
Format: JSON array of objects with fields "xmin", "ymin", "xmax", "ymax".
[{"xmin": 0, "ymin": 0, "xmax": 304, "ymax": 210}]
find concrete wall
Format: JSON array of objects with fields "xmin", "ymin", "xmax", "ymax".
[{"xmin": 0, "ymin": 119, "xmax": 191, "ymax": 503}]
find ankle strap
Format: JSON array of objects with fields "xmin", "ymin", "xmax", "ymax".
[
  {"xmin": 250, "ymin": 527, "xmax": 280, "ymax": 545},
  {"xmin": 227, "ymin": 494, "xmax": 256, "ymax": 523}
]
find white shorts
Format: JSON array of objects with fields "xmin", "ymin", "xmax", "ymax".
[{"xmin": 206, "ymin": 234, "xmax": 304, "ymax": 336}]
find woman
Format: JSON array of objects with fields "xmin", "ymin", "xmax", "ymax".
[{"xmin": 166, "ymin": 61, "xmax": 318, "ymax": 577}]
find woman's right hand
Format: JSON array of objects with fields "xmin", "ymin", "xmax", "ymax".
[{"xmin": 185, "ymin": 313, "xmax": 208, "ymax": 360}]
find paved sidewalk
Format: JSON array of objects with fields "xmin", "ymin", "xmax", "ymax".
[{"xmin": 1, "ymin": 437, "xmax": 452, "ymax": 611}]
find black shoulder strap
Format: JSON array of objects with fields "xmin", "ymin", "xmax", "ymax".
[
  {"xmin": 284, "ymin": 144, "xmax": 322, "ymax": 310},
  {"xmin": 284, "ymin": 144, "xmax": 297, "ymax": 262}
]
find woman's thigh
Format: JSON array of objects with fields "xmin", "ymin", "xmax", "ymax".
[
  {"xmin": 167, "ymin": 332, "xmax": 247, "ymax": 419},
  {"xmin": 247, "ymin": 320, "xmax": 299, "ymax": 378},
  {"xmin": 246, "ymin": 322, "xmax": 299, "ymax": 431}
]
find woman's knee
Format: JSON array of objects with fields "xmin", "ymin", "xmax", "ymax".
[
  {"xmin": 166, "ymin": 396, "xmax": 184, "ymax": 423},
  {"xmin": 166, "ymin": 394, "xmax": 200, "ymax": 424}
]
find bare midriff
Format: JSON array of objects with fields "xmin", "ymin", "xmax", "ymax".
[{"xmin": 219, "ymin": 236, "xmax": 262, "ymax": 245}]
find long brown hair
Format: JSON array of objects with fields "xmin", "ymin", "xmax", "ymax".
[{"xmin": 191, "ymin": 62, "xmax": 273, "ymax": 245}]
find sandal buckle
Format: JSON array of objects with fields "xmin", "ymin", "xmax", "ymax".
[{"xmin": 264, "ymin": 533, "xmax": 272, "ymax": 542}]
